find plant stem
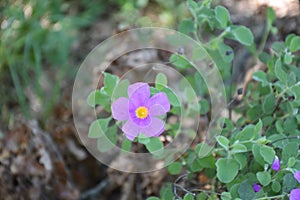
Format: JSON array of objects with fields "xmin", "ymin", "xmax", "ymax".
[
  {"xmin": 257, "ymin": 23, "xmax": 271, "ymax": 55},
  {"xmin": 256, "ymin": 194, "xmax": 286, "ymax": 200}
]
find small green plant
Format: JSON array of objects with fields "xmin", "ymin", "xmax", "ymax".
[
  {"xmin": 0, "ymin": 0, "xmax": 105, "ymax": 119},
  {"xmin": 86, "ymin": 0, "xmax": 300, "ymax": 199}
]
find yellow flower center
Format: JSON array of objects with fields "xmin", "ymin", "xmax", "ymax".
[{"xmin": 135, "ymin": 106, "xmax": 148, "ymax": 119}]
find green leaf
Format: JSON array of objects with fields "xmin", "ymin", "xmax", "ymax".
[
  {"xmin": 291, "ymin": 84, "xmax": 300, "ymax": 103},
  {"xmin": 160, "ymin": 183, "xmax": 174, "ymax": 200},
  {"xmin": 179, "ymin": 19, "xmax": 195, "ymax": 35},
  {"xmin": 282, "ymin": 173, "xmax": 297, "ymax": 193},
  {"xmin": 199, "ymin": 99, "xmax": 210, "ymax": 115},
  {"xmin": 284, "ymin": 53, "xmax": 293, "ymax": 65},
  {"xmin": 113, "ymin": 79, "xmax": 130, "ymax": 98},
  {"xmin": 257, "ymin": 171, "xmax": 271, "ymax": 186},
  {"xmin": 260, "ymin": 145, "xmax": 275, "ymax": 165},
  {"xmin": 271, "ymin": 42, "xmax": 285, "ymax": 53},
  {"xmin": 104, "ymin": 72, "xmax": 119, "ymax": 96},
  {"xmin": 231, "ymin": 26, "xmax": 254, "ymax": 46},
  {"xmin": 196, "ymin": 193, "xmax": 207, "ymax": 200},
  {"xmin": 161, "ymin": 87, "xmax": 180, "ymax": 107},
  {"xmin": 121, "ymin": 138, "xmax": 132, "ymax": 152},
  {"xmin": 263, "ymin": 94, "xmax": 276, "ymax": 114},
  {"xmin": 195, "ymin": 143, "xmax": 213, "ymax": 158},
  {"xmin": 283, "ymin": 117, "xmax": 297, "ymax": 133},
  {"xmin": 215, "ymin": 6, "xmax": 230, "ymax": 28},
  {"xmin": 254, "ymin": 119, "xmax": 263, "ymax": 137},
  {"xmin": 218, "ymin": 42, "xmax": 234, "ymax": 63},
  {"xmin": 221, "ymin": 192, "xmax": 232, "ymax": 200},
  {"xmin": 184, "ymin": 87, "xmax": 196, "ymax": 103},
  {"xmin": 231, "ymin": 143, "xmax": 247, "ymax": 154},
  {"xmin": 186, "ymin": 0, "xmax": 198, "ymax": 10},
  {"xmin": 259, "ymin": 52, "xmax": 272, "ymax": 64},
  {"xmin": 266, "ymin": 7, "xmax": 276, "ymax": 25},
  {"xmin": 253, "ymin": 70, "xmax": 268, "ymax": 86},
  {"xmin": 170, "ymin": 54, "xmax": 192, "ymax": 70},
  {"xmin": 87, "ymin": 89, "xmax": 110, "ymax": 107},
  {"xmin": 275, "ymin": 59, "xmax": 287, "ymax": 83},
  {"xmin": 290, "ymin": 36, "xmax": 300, "ymax": 52},
  {"xmin": 234, "ymin": 154, "xmax": 247, "ymax": 170},
  {"xmin": 146, "ymin": 137, "xmax": 164, "ymax": 154},
  {"xmin": 138, "ymin": 134, "xmax": 150, "ymax": 144},
  {"xmin": 146, "ymin": 197, "xmax": 160, "ymax": 200},
  {"xmin": 287, "ymin": 157, "xmax": 296, "ymax": 168},
  {"xmin": 238, "ymin": 182, "xmax": 255, "ymax": 200},
  {"xmin": 282, "ymin": 142, "xmax": 298, "ymax": 164},
  {"xmin": 190, "ymin": 159, "xmax": 203, "ymax": 172},
  {"xmin": 230, "ymin": 184, "xmax": 240, "ymax": 199},
  {"xmin": 168, "ymin": 162, "xmax": 182, "ymax": 175},
  {"xmin": 246, "ymin": 104, "xmax": 262, "ymax": 122},
  {"xmin": 183, "ymin": 193, "xmax": 194, "ymax": 200},
  {"xmin": 287, "ymin": 72, "xmax": 297, "ymax": 87},
  {"xmin": 285, "ymin": 34, "xmax": 296, "ymax": 46},
  {"xmin": 216, "ymin": 135, "xmax": 229, "ymax": 150},
  {"xmin": 216, "ymin": 158, "xmax": 239, "ymax": 183},
  {"xmin": 155, "ymin": 73, "xmax": 168, "ymax": 90},
  {"xmin": 271, "ymin": 181, "xmax": 281, "ymax": 193},
  {"xmin": 235, "ymin": 124, "xmax": 255, "ymax": 141},
  {"xmin": 97, "ymin": 125, "xmax": 117, "ymax": 152},
  {"xmin": 88, "ymin": 118, "xmax": 111, "ymax": 138},
  {"xmin": 252, "ymin": 144, "xmax": 265, "ymax": 166},
  {"xmin": 198, "ymin": 155, "xmax": 216, "ymax": 169}
]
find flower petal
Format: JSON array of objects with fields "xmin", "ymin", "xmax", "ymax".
[
  {"xmin": 290, "ymin": 189, "xmax": 300, "ymax": 200},
  {"xmin": 128, "ymin": 83, "xmax": 150, "ymax": 107},
  {"xmin": 253, "ymin": 183, "xmax": 262, "ymax": 193},
  {"xmin": 149, "ymin": 104, "xmax": 167, "ymax": 116},
  {"xmin": 140, "ymin": 117, "xmax": 165, "ymax": 137},
  {"xmin": 147, "ymin": 92, "xmax": 170, "ymax": 115},
  {"xmin": 271, "ymin": 156, "xmax": 280, "ymax": 172},
  {"xmin": 111, "ymin": 97, "xmax": 129, "ymax": 121},
  {"xmin": 122, "ymin": 119, "xmax": 139, "ymax": 141},
  {"xmin": 294, "ymin": 171, "xmax": 300, "ymax": 183}
]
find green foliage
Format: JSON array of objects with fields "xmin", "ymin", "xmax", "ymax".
[
  {"xmin": 216, "ymin": 158, "xmax": 239, "ymax": 183},
  {"xmin": 104, "ymin": 72, "xmax": 119, "ymax": 96},
  {"xmin": 87, "ymin": 89, "xmax": 111, "ymax": 110},
  {"xmin": 1, "ymin": 0, "xmax": 106, "ymax": 119},
  {"xmin": 97, "ymin": 125, "xmax": 118, "ymax": 152},
  {"xmin": 216, "ymin": 136, "xmax": 229, "ymax": 151},
  {"xmin": 167, "ymin": 161, "xmax": 182, "ymax": 175},
  {"xmin": 230, "ymin": 26, "xmax": 254, "ymax": 46},
  {"xmin": 256, "ymin": 171, "xmax": 271, "ymax": 186},
  {"xmin": 84, "ymin": 1, "xmax": 300, "ymax": 199},
  {"xmin": 215, "ymin": 6, "xmax": 230, "ymax": 29},
  {"xmin": 146, "ymin": 137, "xmax": 164, "ymax": 155},
  {"xmin": 88, "ymin": 118, "xmax": 111, "ymax": 138},
  {"xmin": 155, "ymin": 73, "xmax": 168, "ymax": 91},
  {"xmin": 238, "ymin": 182, "xmax": 255, "ymax": 200}
]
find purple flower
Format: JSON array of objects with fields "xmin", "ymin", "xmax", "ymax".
[
  {"xmin": 253, "ymin": 183, "xmax": 262, "ymax": 193},
  {"xmin": 294, "ymin": 171, "xmax": 300, "ymax": 183},
  {"xmin": 111, "ymin": 82, "xmax": 170, "ymax": 141},
  {"xmin": 271, "ymin": 156, "xmax": 280, "ymax": 172},
  {"xmin": 290, "ymin": 188, "xmax": 300, "ymax": 200}
]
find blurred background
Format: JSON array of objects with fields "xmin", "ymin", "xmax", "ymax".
[{"xmin": 0, "ymin": 0, "xmax": 299, "ymax": 199}]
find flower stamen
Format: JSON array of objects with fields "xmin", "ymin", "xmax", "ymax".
[{"xmin": 135, "ymin": 106, "xmax": 148, "ymax": 119}]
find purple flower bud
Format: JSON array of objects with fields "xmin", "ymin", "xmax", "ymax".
[
  {"xmin": 294, "ymin": 171, "xmax": 300, "ymax": 183},
  {"xmin": 271, "ymin": 156, "xmax": 280, "ymax": 172},
  {"xmin": 290, "ymin": 188, "xmax": 300, "ymax": 200},
  {"xmin": 177, "ymin": 46, "xmax": 184, "ymax": 55},
  {"xmin": 253, "ymin": 183, "xmax": 262, "ymax": 193}
]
